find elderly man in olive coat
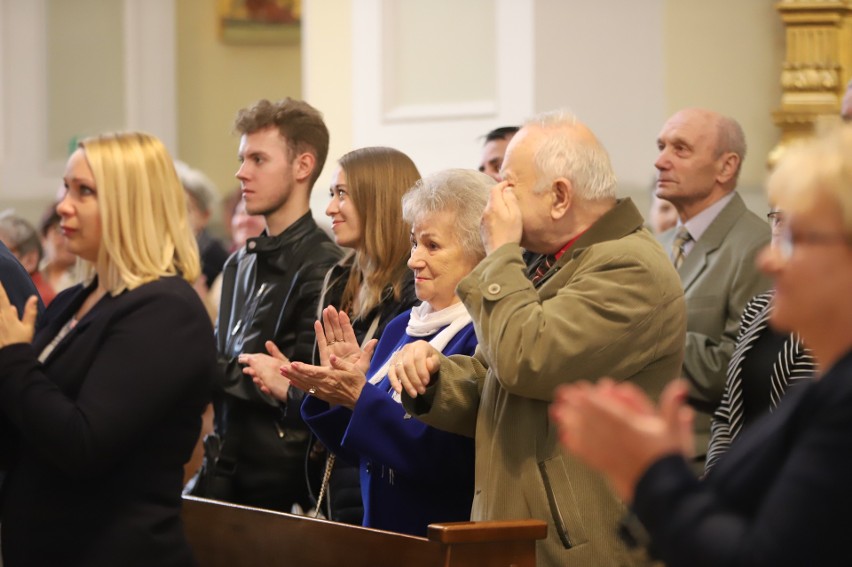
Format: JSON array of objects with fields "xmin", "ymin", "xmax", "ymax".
[{"xmin": 392, "ymin": 111, "xmax": 686, "ymax": 567}]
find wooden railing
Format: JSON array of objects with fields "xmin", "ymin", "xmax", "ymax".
[{"xmin": 182, "ymin": 495, "xmax": 547, "ymax": 567}]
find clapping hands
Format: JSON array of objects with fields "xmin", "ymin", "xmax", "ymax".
[{"xmin": 0, "ymin": 283, "xmax": 37, "ymax": 350}]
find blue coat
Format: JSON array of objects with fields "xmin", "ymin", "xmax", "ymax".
[{"xmin": 302, "ymin": 308, "xmax": 477, "ymax": 536}]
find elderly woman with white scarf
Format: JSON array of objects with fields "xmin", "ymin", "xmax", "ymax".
[{"xmin": 248, "ymin": 169, "xmax": 491, "ymax": 536}]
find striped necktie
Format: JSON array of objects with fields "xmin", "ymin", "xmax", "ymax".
[
  {"xmin": 531, "ymin": 254, "xmax": 557, "ymax": 284},
  {"xmin": 671, "ymin": 226, "xmax": 692, "ymax": 269}
]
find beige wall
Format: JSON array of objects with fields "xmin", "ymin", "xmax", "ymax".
[
  {"xmin": 665, "ymin": 0, "xmax": 785, "ymax": 209},
  {"xmin": 1, "ymin": 0, "xmax": 788, "ymax": 230},
  {"xmin": 175, "ymin": 0, "xmax": 302, "ymax": 226},
  {"xmin": 302, "ymin": 0, "xmax": 353, "ymax": 224}
]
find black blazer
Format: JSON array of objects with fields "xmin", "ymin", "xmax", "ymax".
[
  {"xmin": 633, "ymin": 350, "xmax": 852, "ymax": 567},
  {"xmin": 0, "ymin": 276, "xmax": 217, "ymax": 567}
]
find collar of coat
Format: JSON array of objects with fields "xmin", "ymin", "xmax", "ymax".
[{"xmin": 244, "ymin": 211, "xmax": 319, "ymax": 255}]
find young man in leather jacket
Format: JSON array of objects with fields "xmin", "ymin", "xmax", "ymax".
[{"xmin": 207, "ymin": 98, "xmax": 343, "ymax": 512}]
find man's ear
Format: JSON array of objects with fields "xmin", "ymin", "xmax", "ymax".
[
  {"xmin": 551, "ymin": 177, "xmax": 573, "ymax": 220},
  {"xmin": 293, "ymin": 152, "xmax": 317, "ymax": 184},
  {"xmin": 716, "ymin": 152, "xmax": 740, "ymax": 185}
]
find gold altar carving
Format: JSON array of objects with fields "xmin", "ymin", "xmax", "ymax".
[{"xmin": 770, "ymin": 0, "xmax": 852, "ymax": 165}]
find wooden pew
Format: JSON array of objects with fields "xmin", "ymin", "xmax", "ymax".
[{"xmin": 182, "ymin": 495, "xmax": 547, "ymax": 567}]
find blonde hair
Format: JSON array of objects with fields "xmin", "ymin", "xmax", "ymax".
[
  {"xmin": 337, "ymin": 147, "xmax": 420, "ymax": 318},
  {"xmin": 767, "ymin": 124, "xmax": 852, "ymax": 235},
  {"xmin": 79, "ymin": 132, "xmax": 200, "ymax": 293}
]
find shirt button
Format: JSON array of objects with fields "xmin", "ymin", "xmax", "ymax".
[{"xmin": 487, "ymin": 283, "xmax": 501, "ymax": 295}]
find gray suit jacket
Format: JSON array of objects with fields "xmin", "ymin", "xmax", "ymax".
[
  {"xmin": 660, "ymin": 192, "xmax": 771, "ymax": 460},
  {"xmin": 404, "ymin": 199, "xmax": 685, "ymax": 567}
]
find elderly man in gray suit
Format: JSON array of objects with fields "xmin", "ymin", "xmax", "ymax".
[
  {"xmin": 391, "ymin": 110, "xmax": 686, "ymax": 567},
  {"xmin": 655, "ymin": 108, "xmax": 771, "ymax": 470}
]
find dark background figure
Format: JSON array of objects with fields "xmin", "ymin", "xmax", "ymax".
[
  {"xmin": 176, "ymin": 161, "xmax": 230, "ymax": 289},
  {"xmin": 38, "ymin": 205, "xmax": 80, "ymax": 294},
  {"xmin": 0, "ymin": 212, "xmax": 55, "ymax": 305},
  {"xmin": 478, "ymin": 126, "xmax": 518, "ymax": 182},
  {"xmin": 0, "ymin": 239, "xmax": 43, "ymax": 318}
]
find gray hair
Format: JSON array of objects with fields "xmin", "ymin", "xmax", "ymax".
[
  {"xmin": 0, "ymin": 210, "xmax": 42, "ymax": 261},
  {"xmin": 401, "ymin": 169, "xmax": 491, "ymax": 262},
  {"xmin": 174, "ymin": 160, "xmax": 218, "ymax": 213},
  {"xmin": 715, "ymin": 115, "xmax": 747, "ymax": 184},
  {"xmin": 523, "ymin": 109, "xmax": 617, "ymax": 201}
]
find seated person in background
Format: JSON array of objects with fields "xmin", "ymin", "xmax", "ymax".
[
  {"xmin": 175, "ymin": 160, "xmax": 230, "ymax": 290},
  {"xmin": 230, "ymin": 197, "xmax": 266, "ymax": 251},
  {"xmin": 247, "ymin": 169, "xmax": 491, "ymax": 536},
  {"xmin": 0, "ymin": 239, "xmax": 43, "ymax": 318},
  {"xmin": 0, "ymin": 131, "xmax": 217, "ymax": 566},
  {"xmin": 38, "ymin": 206, "xmax": 80, "ymax": 293},
  {"xmin": 202, "ymin": 197, "xmax": 266, "ymax": 322},
  {"xmin": 221, "ymin": 187, "xmax": 243, "ymax": 252},
  {"xmin": 479, "ymin": 126, "xmax": 518, "ymax": 182},
  {"xmin": 648, "ymin": 193, "xmax": 678, "ymax": 236},
  {"xmin": 550, "ymin": 125, "xmax": 852, "ymax": 567},
  {"xmin": 704, "ymin": 206, "xmax": 816, "ymax": 473},
  {"xmin": 0, "ymin": 211, "xmax": 55, "ymax": 305}
]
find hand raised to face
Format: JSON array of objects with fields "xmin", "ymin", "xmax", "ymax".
[{"xmin": 480, "ymin": 181, "xmax": 523, "ymax": 255}]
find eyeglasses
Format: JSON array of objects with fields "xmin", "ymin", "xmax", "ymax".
[
  {"xmin": 767, "ymin": 210, "xmax": 784, "ymax": 229},
  {"xmin": 777, "ymin": 223, "xmax": 852, "ymax": 261}
]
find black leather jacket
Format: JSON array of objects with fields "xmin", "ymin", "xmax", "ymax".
[
  {"xmin": 216, "ymin": 212, "xmax": 343, "ymax": 414},
  {"xmin": 211, "ymin": 213, "xmax": 342, "ymax": 509}
]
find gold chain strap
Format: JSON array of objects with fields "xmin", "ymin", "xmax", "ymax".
[{"xmin": 314, "ymin": 453, "xmax": 336, "ymax": 518}]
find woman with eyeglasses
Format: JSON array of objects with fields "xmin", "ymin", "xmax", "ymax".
[
  {"xmin": 703, "ymin": 209, "xmax": 817, "ymax": 473},
  {"xmin": 550, "ymin": 124, "xmax": 852, "ymax": 567}
]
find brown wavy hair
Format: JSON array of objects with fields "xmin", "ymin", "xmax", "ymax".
[{"xmin": 336, "ymin": 147, "xmax": 420, "ymax": 318}]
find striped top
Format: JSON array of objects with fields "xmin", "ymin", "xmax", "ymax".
[{"xmin": 705, "ymin": 291, "xmax": 816, "ymax": 474}]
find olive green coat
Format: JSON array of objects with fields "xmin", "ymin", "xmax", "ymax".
[{"xmin": 403, "ymin": 199, "xmax": 685, "ymax": 567}]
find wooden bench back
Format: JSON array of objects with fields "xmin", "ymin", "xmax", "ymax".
[{"xmin": 182, "ymin": 496, "xmax": 546, "ymax": 567}]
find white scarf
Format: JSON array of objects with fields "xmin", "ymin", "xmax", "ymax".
[{"xmin": 368, "ymin": 301, "xmax": 472, "ymax": 402}]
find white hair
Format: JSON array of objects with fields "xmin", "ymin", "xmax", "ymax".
[
  {"xmin": 402, "ymin": 169, "xmax": 491, "ymax": 262},
  {"xmin": 524, "ymin": 109, "xmax": 617, "ymax": 200},
  {"xmin": 174, "ymin": 160, "xmax": 219, "ymax": 213}
]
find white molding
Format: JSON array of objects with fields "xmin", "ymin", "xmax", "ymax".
[
  {"xmin": 382, "ymin": 101, "xmax": 499, "ymax": 123},
  {"xmin": 0, "ymin": 0, "xmax": 54, "ymax": 202},
  {"xmin": 351, "ymin": 0, "xmax": 534, "ymax": 173},
  {"xmin": 0, "ymin": 0, "xmax": 178, "ymax": 205},
  {"xmin": 123, "ymin": 0, "xmax": 177, "ymax": 155}
]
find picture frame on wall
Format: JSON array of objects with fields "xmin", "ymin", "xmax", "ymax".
[{"xmin": 218, "ymin": 0, "xmax": 301, "ymax": 45}]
